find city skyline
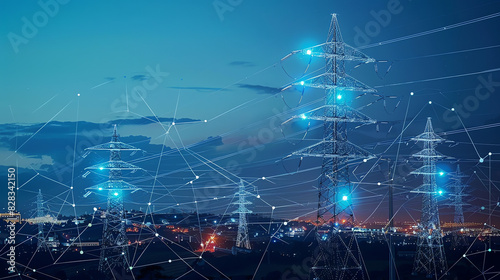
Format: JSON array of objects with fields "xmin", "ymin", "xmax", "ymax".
[{"xmin": 1, "ymin": 0, "xmax": 500, "ymax": 247}]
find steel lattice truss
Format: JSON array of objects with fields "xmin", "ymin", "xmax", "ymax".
[
  {"xmin": 84, "ymin": 125, "xmax": 142, "ymax": 275},
  {"xmin": 285, "ymin": 14, "xmax": 376, "ymax": 280},
  {"xmin": 410, "ymin": 117, "xmax": 448, "ymax": 277},
  {"xmin": 233, "ymin": 179, "xmax": 252, "ymax": 250},
  {"xmin": 36, "ymin": 189, "xmax": 48, "ymax": 252},
  {"xmin": 450, "ymin": 165, "xmax": 469, "ymax": 247}
]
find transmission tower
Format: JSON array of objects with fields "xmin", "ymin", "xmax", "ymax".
[
  {"xmin": 285, "ymin": 14, "xmax": 376, "ymax": 280},
  {"xmin": 450, "ymin": 164, "xmax": 468, "ymax": 247},
  {"xmin": 84, "ymin": 125, "xmax": 142, "ymax": 274},
  {"xmin": 410, "ymin": 117, "xmax": 448, "ymax": 277},
  {"xmin": 233, "ymin": 179, "xmax": 252, "ymax": 250},
  {"xmin": 36, "ymin": 189, "xmax": 48, "ymax": 252}
]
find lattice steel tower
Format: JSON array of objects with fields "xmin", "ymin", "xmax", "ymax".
[
  {"xmin": 410, "ymin": 117, "xmax": 448, "ymax": 277},
  {"xmin": 233, "ymin": 179, "xmax": 252, "ymax": 250},
  {"xmin": 84, "ymin": 125, "xmax": 142, "ymax": 274},
  {"xmin": 450, "ymin": 164, "xmax": 468, "ymax": 247},
  {"xmin": 285, "ymin": 14, "xmax": 376, "ymax": 280},
  {"xmin": 36, "ymin": 189, "xmax": 48, "ymax": 252}
]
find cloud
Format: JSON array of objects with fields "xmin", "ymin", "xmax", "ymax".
[
  {"xmin": 0, "ymin": 148, "xmax": 54, "ymax": 170},
  {"xmin": 229, "ymin": 61, "xmax": 255, "ymax": 67},
  {"xmin": 0, "ymin": 116, "xmax": 201, "ymax": 158},
  {"xmin": 112, "ymin": 116, "xmax": 200, "ymax": 126},
  {"xmin": 131, "ymin": 74, "xmax": 149, "ymax": 81},
  {"xmin": 237, "ymin": 83, "xmax": 281, "ymax": 94},
  {"xmin": 168, "ymin": 86, "xmax": 228, "ymax": 93}
]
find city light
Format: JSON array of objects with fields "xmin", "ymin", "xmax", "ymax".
[{"xmin": 8, "ymin": 8, "xmax": 494, "ymax": 279}]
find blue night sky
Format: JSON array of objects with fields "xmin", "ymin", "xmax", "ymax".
[{"xmin": 1, "ymin": 0, "xmax": 500, "ymax": 225}]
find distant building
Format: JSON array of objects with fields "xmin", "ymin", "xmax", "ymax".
[
  {"xmin": 25, "ymin": 215, "xmax": 65, "ymax": 225},
  {"xmin": 0, "ymin": 212, "xmax": 21, "ymax": 223},
  {"xmin": 62, "ymin": 241, "xmax": 100, "ymax": 247}
]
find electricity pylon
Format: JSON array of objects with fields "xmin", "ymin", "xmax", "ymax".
[
  {"xmin": 36, "ymin": 189, "xmax": 48, "ymax": 252},
  {"xmin": 450, "ymin": 165, "xmax": 468, "ymax": 247},
  {"xmin": 284, "ymin": 14, "xmax": 376, "ymax": 280},
  {"xmin": 410, "ymin": 117, "xmax": 448, "ymax": 277},
  {"xmin": 84, "ymin": 125, "xmax": 142, "ymax": 275},
  {"xmin": 233, "ymin": 179, "xmax": 252, "ymax": 250}
]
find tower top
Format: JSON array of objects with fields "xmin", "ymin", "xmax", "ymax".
[
  {"xmin": 327, "ymin": 12, "xmax": 343, "ymax": 43},
  {"xmin": 112, "ymin": 124, "xmax": 118, "ymax": 141},
  {"xmin": 411, "ymin": 117, "xmax": 445, "ymax": 142}
]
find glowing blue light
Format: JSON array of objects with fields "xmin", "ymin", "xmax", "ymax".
[
  {"xmin": 439, "ymin": 171, "xmax": 444, "ymax": 176},
  {"xmin": 300, "ymin": 81, "xmax": 304, "ymax": 85},
  {"xmin": 231, "ymin": 218, "xmax": 236, "ymax": 223},
  {"xmin": 214, "ymin": 220, "xmax": 217, "ymax": 224},
  {"xmin": 174, "ymin": 215, "xmax": 177, "ymax": 218},
  {"xmin": 98, "ymin": 187, "xmax": 103, "ymax": 191},
  {"xmin": 438, "ymin": 190, "xmax": 443, "ymax": 195},
  {"xmin": 114, "ymin": 192, "xmax": 119, "ymax": 196},
  {"xmin": 306, "ymin": 49, "xmax": 312, "ymax": 55},
  {"xmin": 99, "ymin": 167, "xmax": 104, "ymax": 170},
  {"xmin": 321, "ymin": 234, "xmax": 328, "ymax": 241},
  {"xmin": 337, "ymin": 95, "xmax": 342, "ymax": 100},
  {"xmin": 334, "ymin": 222, "xmax": 339, "ymax": 227},
  {"xmin": 300, "ymin": 114, "xmax": 307, "ymax": 120},
  {"xmin": 342, "ymin": 195, "xmax": 348, "ymax": 201}
]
